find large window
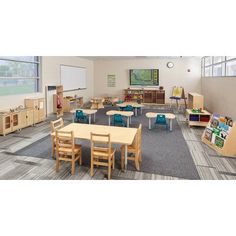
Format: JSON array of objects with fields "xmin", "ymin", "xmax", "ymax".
[
  {"xmin": 0, "ymin": 56, "xmax": 41, "ymax": 96},
  {"xmin": 201, "ymin": 56, "xmax": 236, "ymax": 77}
]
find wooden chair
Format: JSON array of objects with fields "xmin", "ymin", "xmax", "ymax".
[
  {"xmin": 121, "ymin": 124, "xmax": 142, "ymax": 171},
  {"xmin": 90, "ymin": 133, "xmax": 116, "ymax": 180},
  {"xmin": 50, "ymin": 118, "xmax": 64, "ymax": 158},
  {"xmin": 55, "ymin": 130, "xmax": 82, "ymax": 175}
]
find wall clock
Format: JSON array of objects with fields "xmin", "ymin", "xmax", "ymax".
[{"xmin": 167, "ymin": 62, "xmax": 174, "ymax": 68}]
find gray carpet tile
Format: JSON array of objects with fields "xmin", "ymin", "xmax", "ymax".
[{"xmin": 13, "ymin": 106, "xmax": 200, "ymax": 180}]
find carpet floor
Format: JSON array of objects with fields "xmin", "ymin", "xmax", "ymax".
[{"xmin": 15, "ymin": 106, "xmax": 200, "ymax": 179}]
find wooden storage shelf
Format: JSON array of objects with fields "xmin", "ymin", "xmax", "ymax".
[
  {"xmin": 188, "ymin": 93, "xmax": 204, "ymax": 109},
  {"xmin": 186, "ymin": 109, "xmax": 211, "ymax": 127},
  {"xmin": 63, "ymin": 96, "xmax": 83, "ymax": 112},
  {"xmin": 202, "ymin": 115, "xmax": 236, "ymax": 157},
  {"xmin": 124, "ymin": 89, "xmax": 165, "ymax": 104}
]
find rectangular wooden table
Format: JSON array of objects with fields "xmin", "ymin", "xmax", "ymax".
[
  {"xmin": 145, "ymin": 112, "xmax": 176, "ymax": 131},
  {"xmin": 70, "ymin": 109, "xmax": 97, "ymax": 124},
  {"xmin": 52, "ymin": 123, "xmax": 137, "ymax": 170},
  {"xmin": 106, "ymin": 110, "xmax": 134, "ymax": 127}
]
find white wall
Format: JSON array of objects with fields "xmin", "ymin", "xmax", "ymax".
[
  {"xmin": 93, "ymin": 57, "xmax": 201, "ymax": 103},
  {"xmin": 0, "ymin": 56, "xmax": 94, "ymax": 114},
  {"xmin": 202, "ymin": 77, "xmax": 236, "ymax": 120}
]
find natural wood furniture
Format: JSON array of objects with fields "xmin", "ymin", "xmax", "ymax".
[
  {"xmin": 90, "ymin": 133, "xmax": 116, "ymax": 179},
  {"xmin": 53, "ymin": 85, "xmax": 63, "ymax": 117},
  {"xmin": 90, "ymin": 97, "xmax": 104, "ymax": 109},
  {"xmin": 116, "ymin": 102, "xmax": 144, "ymax": 116},
  {"xmin": 124, "ymin": 88, "xmax": 165, "ymax": 104},
  {"xmin": 121, "ymin": 124, "xmax": 142, "ymax": 171},
  {"xmin": 51, "ymin": 123, "xmax": 137, "ymax": 170},
  {"xmin": 106, "ymin": 110, "xmax": 134, "ymax": 128},
  {"xmin": 63, "ymin": 96, "xmax": 83, "ymax": 112},
  {"xmin": 202, "ymin": 115, "xmax": 236, "ymax": 157},
  {"xmin": 25, "ymin": 98, "xmax": 46, "ymax": 124},
  {"xmin": 55, "ymin": 130, "xmax": 82, "ymax": 175},
  {"xmin": 0, "ymin": 108, "xmax": 34, "ymax": 136},
  {"xmin": 146, "ymin": 112, "xmax": 176, "ymax": 131},
  {"xmin": 50, "ymin": 118, "xmax": 65, "ymax": 158},
  {"xmin": 186, "ymin": 109, "xmax": 211, "ymax": 127},
  {"xmin": 169, "ymin": 86, "xmax": 187, "ymax": 110},
  {"xmin": 188, "ymin": 93, "xmax": 204, "ymax": 110},
  {"xmin": 70, "ymin": 109, "xmax": 97, "ymax": 124}
]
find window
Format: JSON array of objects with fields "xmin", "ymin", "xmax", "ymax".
[
  {"xmin": 201, "ymin": 56, "xmax": 236, "ymax": 77},
  {"xmin": 0, "ymin": 56, "xmax": 40, "ymax": 96}
]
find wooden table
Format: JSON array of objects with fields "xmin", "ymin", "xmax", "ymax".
[
  {"xmin": 106, "ymin": 110, "xmax": 134, "ymax": 128},
  {"xmin": 52, "ymin": 123, "xmax": 137, "ymax": 170},
  {"xmin": 116, "ymin": 102, "xmax": 144, "ymax": 116},
  {"xmin": 90, "ymin": 98, "xmax": 104, "ymax": 109},
  {"xmin": 146, "ymin": 112, "xmax": 176, "ymax": 131},
  {"xmin": 70, "ymin": 109, "xmax": 97, "ymax": 124}
]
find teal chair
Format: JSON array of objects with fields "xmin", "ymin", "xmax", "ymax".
[
  {"xmin": 155, "ymin": 114, "xmax": 168, "ymax": 130},
  {"xmin": 74, "ymin": 110, "xmax": 88, "ymax": 123},
  {"xmin": 112, "ymin": 114, "xmax": 126, "ymax": 127},
  {"xmin": 124, "ymin": 105, "xmax": 133, "ymax": 112}
]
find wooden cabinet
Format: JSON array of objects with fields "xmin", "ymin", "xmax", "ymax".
[
  {"xmin": 124, "ymin": 89, "xmax": 165, "ymax": 104},
  {"xmin": 0, "ymin": 111, "xmax": 21, "ymax": 136},
  {"xmin": 20, "ymin": 109, "xmax": 34, "ymax": 128},
  {"xmin": 25, "ymin": 98, "xmax": 46, "ymax": 124},
  {"xmin": 188, "ymin": 93, "xmax": 204, "ymax": 109}
]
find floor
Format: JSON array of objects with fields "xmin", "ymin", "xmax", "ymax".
[{"xmin": 0, "ymin": 107, "xmax": 236, "ymax": 180}]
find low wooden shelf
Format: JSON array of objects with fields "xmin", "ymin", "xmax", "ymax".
[
  {"xmin": 63, "ymin": 96, "xmax": 83, "ymax": 112},
  {"xmin": 186, "ymin": 109, "xmax": 211, "ymax": 127}
]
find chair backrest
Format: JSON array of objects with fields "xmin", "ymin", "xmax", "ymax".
[
  {"xmin": 76, "ymin": 110, "xmax": 84, "ymax": 119},
  {"xmin": 90, "ymin": 133, "xmax": 111, "ymax": 156},
  {"xmin": 51, "ymin": 118, "xmax": 64, "ymax": 133},
  {"xmin": 114, "ymin": 114, "xmax": 124, "ymax": 123},
  {"xmin": 155, "ymin": 115, "xmax": 167, "ymax": 124},
  {"xmin": 55, "ymin": 130, "xmax": 75, "ymax": 155},
  {"xmin": 124, "ymin": 105, "xmax": 133, "ymax": 111}
]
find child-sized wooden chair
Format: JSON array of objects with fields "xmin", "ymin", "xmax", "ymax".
[
  {"xmin": 55, "ymin": 130, "xmax": 82, "ymax": 175},
  {"xmin": 90, "ymin": 133, "xmax": 116, "ymax": 180},
  {"xmin": 169, "ymin": 86, "xmax": 187, "ymax": 111},
  {"xmin": 121, "ymin": 124, "xmax": 142, "ymax": 171}
]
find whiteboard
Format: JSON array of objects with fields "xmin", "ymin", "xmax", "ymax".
[{"xmin": 60, "ymin": 65, "xmax": 87, "ymax": 91}]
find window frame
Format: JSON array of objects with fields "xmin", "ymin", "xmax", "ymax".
[
  {"xmin": 0, "ymin": 56, "xmax": 41, "ymax": 95},
  {"xmin": 201, "ymin": 56, "xmax": 236, "ymax": 77}
]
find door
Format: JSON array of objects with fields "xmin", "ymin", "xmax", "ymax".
[
  {"xmin": 26, "ymin": 109, "xmax": 34, "ymax": 126},
  {"xmin": 12, "ymin": 112, "xmax": 20, "ymax": 131},
  {"xmin": 38, "ymin": 98, "xmax": 45, "ymax": 122},
  {"xmin": 4, "ymin": 115, "xmax": 12, "ymax": 134}
]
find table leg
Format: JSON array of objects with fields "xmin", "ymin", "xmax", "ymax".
[
  {"xmin": 124, "ymin": 144, "xmax": 128, "ymax": 171},
  {"xmin": 135, "ymin": 108, "xmax": 137, "ymax": 116},
  {"xmin": 94, "ymin": 113, "xmax": 96, "ymax": 123},
  {"xmin": 140, "ymin": 107, "xmax": 142, "ymax": 115},
  {"xmin": 130, "ymin": 116, "xmax": 132, "ymax": 124},
  {"xmin": 89, "ymin": 115, "xmax": 91, "ymax": 124},
  {"xmin": 170, "ymin": 119, "xmax": 173, "ymax": 131},
  {"xmin": 108, "ymin": 116, "xmax": 111, "ymax": 126},
  {"xmin": 127, "ymin": 117, "xmax": 129, "ymax": 127},
  {"xmin": 149, "ymin": 118, "xmax": 151, "ymax": 129}
]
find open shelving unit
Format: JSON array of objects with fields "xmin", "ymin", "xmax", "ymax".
[
  {"xmin": 202, "ymin": 114, "xmax": 236, "ymax": 157},
  {"xmin": 186, "ymin": 109, "xmax": 211, "ymax": 127}
]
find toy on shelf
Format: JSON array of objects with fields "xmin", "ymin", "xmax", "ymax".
[{"xmin": 202, "ymin": 113, "xmax": 236, "ymax": 157}]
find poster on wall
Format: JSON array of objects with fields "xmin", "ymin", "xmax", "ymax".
[{"xmin": 107, "ymin": 74, "xmax": 116, "ymax": 87}]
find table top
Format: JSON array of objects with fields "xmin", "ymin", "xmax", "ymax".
[
  {"xmin": 146, "ymin": 112, "xmax": 176, "ymax": 119},
  {"xmin": 186, "ymin": 109, "xmax": 211, "ymax": 115},
  {"xmin": 52, "ymin": 123, "xmax": 137, "ymax": 145},
  {"xmin": 70, "ymin": 109, "xmax": 97, "ymax": 115},
  {"xmin": 116, "ymin": 102, "xmax": 144, "ymax": 108},
  {"xmin": 106, "ymin": 110, "xmax": 134, "ymax": 117}
]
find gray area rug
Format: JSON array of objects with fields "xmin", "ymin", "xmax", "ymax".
[{"xmin": 15, "ymin": 106, "xmax": 200, "ymax": 179}]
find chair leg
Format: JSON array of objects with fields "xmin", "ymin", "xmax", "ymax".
[
  {"xmin": 90, "ymin": 157, "xmax": 94, "ymax": 177},
  {"xmin": 79, "ymin": 149, "xmax": 82, "ymax": 166},
  {"xmin": 71, "ymin": 161, "xmax": 75, "ymax": 175},
  {"xmin": 56, "ymin": 158, "xmax": 60, "ymax": 172},
  {"xmin": 108, "ymin": 165, "xmax": 111, "ymax": 180},
  {"xmin": 51, "ymin": 137, "xmax": 55, "ymax": 158},
  {"xmin": 134, "ymin": 155, "xmax": 140, "ymax": 171},
  {"xmin": 121, "ymin": 148, "xmax": 125, "ymax": 170},
  {"xmin": 112, "ymin": 155, "xmax": 115, "ymax": 170}
]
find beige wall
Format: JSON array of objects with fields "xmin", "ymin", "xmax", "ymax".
[
  {"xmin": 94, "ymin": 57, "xmax": 201, "ymax": 102},
  {"xmin": 202, "ymin": 77, "xmax": 236, "ymax": 120},
  {"xmin": 0, "ymin": 56, "xmax": 94, "ymax": 114}
]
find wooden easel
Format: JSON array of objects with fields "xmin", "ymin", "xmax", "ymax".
[{"xmin": 169, "ymin": 86, "xmax": 187, "ymax": 110}]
